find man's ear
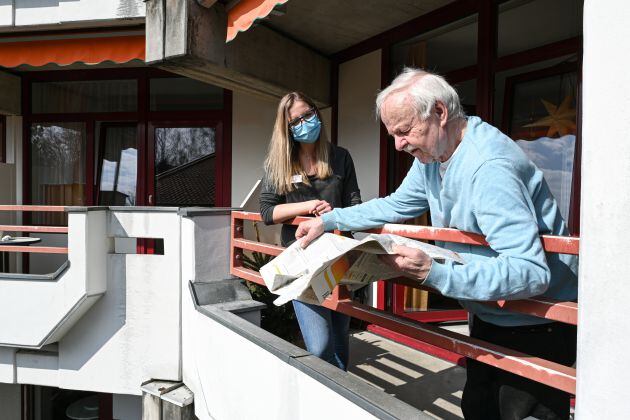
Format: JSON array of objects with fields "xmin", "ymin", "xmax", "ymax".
[{"xmin": 435, "ymin": 101, "xmax": 449, "ymax": 127}]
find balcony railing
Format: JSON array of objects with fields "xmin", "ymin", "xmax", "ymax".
[
  {"xmin": 229, "ymin": 210, "xmax": 579, "ymax": 395},
  {"xmin": 0, "ymin": 205, "xmax": 69, "ymax": 255}
]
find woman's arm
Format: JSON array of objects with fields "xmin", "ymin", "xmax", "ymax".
[
  {"xmin": 270, "ymin": 201, "xmax": 319, "ymax": 223},
  {"xmin": 259, "ymin": 176, "xmax": 327, "ymax": 224}
]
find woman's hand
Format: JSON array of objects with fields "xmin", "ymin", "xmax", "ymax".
[{"xmin": 307, "ymin": 200, "xmax": 332, "ymax": 216}]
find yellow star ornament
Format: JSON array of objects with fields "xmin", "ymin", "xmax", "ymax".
[{"xmin": 523, "ymin": 94, "xmax": 577, "ymax": 137}]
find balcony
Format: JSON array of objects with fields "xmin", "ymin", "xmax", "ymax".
[{"xmin": 0, "ymin": 205, "xmax": 579, "ymax": 419}]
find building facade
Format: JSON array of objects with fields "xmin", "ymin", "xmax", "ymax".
[{"xmin": 1, "ymin": 1, "xmax": 623, "ymax": 419}]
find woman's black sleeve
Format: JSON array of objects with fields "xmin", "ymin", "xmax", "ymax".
[
  {"xmin": 259, "ymin": 175, "xmax": 286, "ymax": 225},
  {"xmin": 342, "ymin": 151, "xmax": 362, "ymax": 207}
]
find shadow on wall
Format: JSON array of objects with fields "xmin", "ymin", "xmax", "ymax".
[
  {"xmin": 57, "ymin": 257, "xmax": 126, "ymax": 370},
  {"xmin": 348, "ymin": 333, "xmax": 466, "ymax": 420}
]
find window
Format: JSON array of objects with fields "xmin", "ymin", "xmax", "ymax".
[
  {"xmin": 498, "ymin": 0, "xmax": 583, "ymax": 57},
  {"xmin": 30, "ymin": 122, "xmax": 86, "ymax": 224},
  {"xmin": 32, "ymin": 79, "xmax": 138, "ymax": 113},
  {"xmin": 150, "ymin": 77, "xmax": 224, "ymax": 111},
  {"xmin": 154, "ymin": 127, "xmax": 216, "ymax": 206}
]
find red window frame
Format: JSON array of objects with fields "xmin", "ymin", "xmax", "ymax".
[
  {"xmin": 21, "ymin": 67, "xmax": 233, "ymax": 209},
  {"xmin": 0, "ymin": 114, "xmax": 6, "ymax": 163}
]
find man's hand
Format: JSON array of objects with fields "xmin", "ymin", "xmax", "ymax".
[
  {"xmin": 295, "ymin": 217, "xmax": 325, "ymax": 248},
  {"xmin": 378, "ymin": 244, "xmax": 433, "ymax": 281}
]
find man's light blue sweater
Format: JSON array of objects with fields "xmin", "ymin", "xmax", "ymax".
[{"xmin": 321, "ymin": 116, "xmax": 578, "ymax": 326}]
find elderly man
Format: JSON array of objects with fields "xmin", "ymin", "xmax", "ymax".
[{"xmin": 296, "ymin": 68, "xmax": 578, "ymax": 420}]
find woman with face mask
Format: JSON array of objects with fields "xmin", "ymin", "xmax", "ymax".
[{"xmin": 259, "ymin": 91, "xmax": 362, "ymax": 371}]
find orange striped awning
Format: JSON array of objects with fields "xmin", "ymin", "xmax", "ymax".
[
  {"xmin": 0, "ymin": 34, "xmax": 145, "ymax": 68},
  {"xmin": 227, "ymin": 0, "xmax": 289, "ymax": 42}
]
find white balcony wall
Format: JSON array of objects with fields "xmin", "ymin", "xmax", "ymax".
[
  {"xmin": 0, "ymin": 0, "xmax": 145, "ymax": 28},
  {"xmin": 0, "ymin": 210, "xmax": 108, "ymax": 349},
  {"xmin": 185, "ymin": 309, "xmax": 377, "ymax": 420},
  {"xmin": 57, "ymin": 209, "xmax": 182, "ymax": 394}
]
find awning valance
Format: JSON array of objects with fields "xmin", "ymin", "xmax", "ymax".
[
  {"xmin": 0, "ymin": 34, "xmax": 145, "ymax": 68},
  {"xmin": 227, "ymin": 0, "xmax": 289, "ymax": 42}
]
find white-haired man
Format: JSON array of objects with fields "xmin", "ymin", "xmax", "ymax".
[{"xmin": 296, "ymin": 68, "xmax": 578, "ymax": 420}]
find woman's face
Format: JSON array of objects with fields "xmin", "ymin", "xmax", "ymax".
[{"xmin": 288, "ymin": 100, "xmax": 312, "ymax": 122}]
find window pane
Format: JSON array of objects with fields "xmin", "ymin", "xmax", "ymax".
[
  {"xmin": 32, "ymin": 80, "xmax": 137, "ymax": 113},
  {"xmin": 98, "ymin": 125, "xmax": 138, "ymax": 206},
  {"xmin": 150, "ymin": 77, "xmax": 224, "ymax": 111},
  {"xmin": 498, "ymin": 0, "xmax": 583, "ymax": 57},
  {"xmin": 30, "ymin": 122, "xmax": 86, "ymax": 224},
  {"xmin": 390, "ymin": 15, "xmax": 478, "ymax": 76},
  {"xmin": 154, "ymin": 127, "xmax": 216, "ymax": 206}
]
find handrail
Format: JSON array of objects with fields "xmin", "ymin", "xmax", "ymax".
[
  {"xmin": 0, "ymin": 245, "xmax": 68, "ymax": 254},
  {"xmin": 230, "ymin": 211, "xmax": 579, "ymax": 324},
  {"xmin": 0, "ymin": 225, "xmax": 69, "ymax": 233},
  {"xmin": 232, "ymin": 211, "xmax": 580, "ymax": 255},
  {"xmin": 229, "ymin": 210, "xmax": 580, "ymax": 394},
  {"xmin": 0, "ymin": 205, "xmax": 66, "ymax": 212}
]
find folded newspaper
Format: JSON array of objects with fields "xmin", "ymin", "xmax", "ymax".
[{"xmin": 259, "ymin": 232, "xmax": 465, "ymax": 306}]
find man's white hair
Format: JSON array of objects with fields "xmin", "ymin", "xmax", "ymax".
[{"xmin": 376, "ymin": 67, "xmax": 465, "ymax": 121}]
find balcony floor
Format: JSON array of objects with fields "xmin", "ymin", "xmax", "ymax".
[{"xmin": 348, "ymin": 326, "xmax": 467, "ymax": 420}]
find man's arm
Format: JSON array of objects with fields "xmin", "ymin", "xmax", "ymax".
[
  {"xmin": 422, "ymin": 159, "xmax": 551, "ymax": 301},
  {"xmin": 296, "ymin": 159, "xmax": 430, "ymax": 247},
  {"xmin": 322, "ymin": 159, "xmax": 430, "ymax": 231}
]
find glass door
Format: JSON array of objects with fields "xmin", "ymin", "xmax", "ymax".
[
  {"xmin": 30, "ymin": 122, "xmax": 87, "ymax": 226},
  {"xmin": 96, "ymin": 123, "xmax": 138, "ymax": 206}
]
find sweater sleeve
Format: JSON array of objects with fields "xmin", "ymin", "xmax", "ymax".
[
  {"xmin": 259, "ymin": 175, "xmax": 286, "ymax": 225},
  {"xmin": 423, "ymin": 159, "xmax": 551, "ymax": 301},
  {"xmin": 321, "ymin": 159, "xmax": 429, "ymax": 231},
  {"xmin": 342, "ymin": 151, "xmax": 362, "ymax": 207}
]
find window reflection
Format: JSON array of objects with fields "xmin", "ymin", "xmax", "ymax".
[
  {"xmin": 30, "ymin": 122, "xmax": 86, "ymax": 225},
  {"xmin": 97, "ymin": 125, "xmax": 137, "ymax": 206},
  {"xmin": 154, "ymin": 127, "xmax": 216, "ymax": 206}
]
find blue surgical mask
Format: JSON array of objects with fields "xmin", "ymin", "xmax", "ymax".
[{"xmin": 291, "ymin": 114, "xmax": 322, "ymax": 143}]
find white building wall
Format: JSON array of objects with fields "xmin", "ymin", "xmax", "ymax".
[
  {"xmin": 231, "ymin": 92, "xmax": 277, "ymax": 207},
  {"xmin": 0, "ymin": 0, "xmax": 145, "ymax": 27},
  {"xmin": 576, "ymin": 1, "xmax": 630, "ymax": 418},
  {"xmin": 338, "ymin": 50, "xmax": 382, "ymax": 201}
]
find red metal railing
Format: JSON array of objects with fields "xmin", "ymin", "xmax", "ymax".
[
  {"xmin": 230, "ymin": 210, "xmax": 579, "ymax": 395},
  {"xmin": 0, "ymin": 206, "xmax": 69, "ymax": 254}
]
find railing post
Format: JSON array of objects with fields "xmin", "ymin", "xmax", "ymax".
[{"xmin": 230, "ymin": 213, "xmax": 244, "ymax": 274}]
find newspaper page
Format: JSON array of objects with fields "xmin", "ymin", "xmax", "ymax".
[{"xmin": 259, "ymin": 232, "xmax": 464, "ymax": 306}]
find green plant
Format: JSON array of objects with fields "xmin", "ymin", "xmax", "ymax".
[{"xmin": 241, "ymin": 222, "xmax": 299, "ymax": 342}]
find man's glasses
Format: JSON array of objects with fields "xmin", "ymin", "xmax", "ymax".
[{"xmin": 288, "ymin": 108, "xmax": 317, "ymax": 128}]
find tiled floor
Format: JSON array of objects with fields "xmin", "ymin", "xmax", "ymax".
[{"xmin": 349, "ymin": 329, "xmax": 467, "ymax": 419}]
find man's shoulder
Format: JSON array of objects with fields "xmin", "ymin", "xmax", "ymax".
[{"xmin": 464, "ymin": 117, "xmax": 529, "ymax": 168}]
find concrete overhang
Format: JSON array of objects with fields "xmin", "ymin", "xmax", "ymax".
[
  {"xmin": 145, "ymin": 0, "xmax": 454, "ymax": 106},
  {"xmin": 146, "ymin": 0, "xmax": 330, "ymax": 106}
]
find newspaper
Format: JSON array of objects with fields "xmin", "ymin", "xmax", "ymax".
[{"xmin": 259, "ymin": 232, "xmax": 465, "ymax": 306}]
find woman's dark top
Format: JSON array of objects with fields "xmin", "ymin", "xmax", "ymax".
[{"xmin": 260, "ymin": 144, "xmax": 362, "ymax": 247}]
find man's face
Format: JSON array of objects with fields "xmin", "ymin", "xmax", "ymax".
[{"xmin": 381, "ymin": 93, "xmax": 446, "ymax": 164}]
